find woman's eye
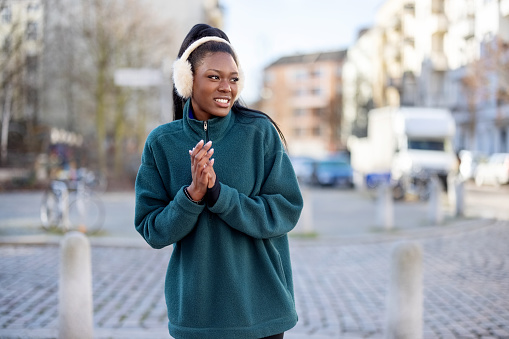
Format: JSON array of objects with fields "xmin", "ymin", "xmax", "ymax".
[
  {"xmin": 231, "ymin": 77, "xmax": 239, "ymax": 83},
  {"xmin": 208, "ymin": 75, "xmax": 220, "ymax": 80}
]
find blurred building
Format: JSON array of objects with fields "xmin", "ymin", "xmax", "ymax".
[
  {"xmin": 258, "ymin": 51, "xmax": 347, "ymax": 158},
  {"xmin": 0, "ymin": 0, "xmax": 224, "ymax": 185},
  {"xmin": 0, "ymin": 0, "xmax": 44, "ymax": 165},
  {"xmin": 40, "ymin": 0, "xmax": 224, "ymax": 134},
  {"xmin": 445, "ymin": 0, "xmax": 509, "ymax": 153},
  {"xmin": 344, "ymin": 0, "xmax": 509, "ymax": 156},
  {"xmin": 342, "ymin": 28, "xmax": 378, "ymax": 140}
]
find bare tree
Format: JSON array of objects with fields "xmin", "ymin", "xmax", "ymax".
[
  {"xmin": 0, "ymin": 0, "xmax": 40, "ymax": 165},
  {"xmin": 43, "ymin": 0, "xmax": 173, "ymax": 178},
  {"xmin": 460, "ymin": 36, "xmax": 509, "ymax": 150}
]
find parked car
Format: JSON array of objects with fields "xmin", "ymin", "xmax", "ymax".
[
  {"xmin": 290, "ymin": 156, "xmax": 314, "ymax": 185},
  {"xmin": 474, "ymin": 153, "xmax": 509, "ymax": 186},
  {"xmin": 459, "ymin": 150, "xmax": 486, "ymax": 181},
  {"xmin": 310, "ymin": 158, "xmax": 354, "ymax": 188}
]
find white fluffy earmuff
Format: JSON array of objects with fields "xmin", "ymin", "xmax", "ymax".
[{"xmin": 172, "ymin": 36, "xmax": 244, "ymax": 101}]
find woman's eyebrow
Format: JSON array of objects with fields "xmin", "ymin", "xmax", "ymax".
[{"xmin": 207, "ymin": 68, "xmax": 239, "ymax": 75}]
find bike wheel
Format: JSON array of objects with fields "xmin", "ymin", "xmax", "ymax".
[
  {"xmin": 68, "ymin": 194, "xmax": 105, "ymax": 234},
  {"xmin": 40, "ymin": 190, "xmax": 61, "ymax": 231}
]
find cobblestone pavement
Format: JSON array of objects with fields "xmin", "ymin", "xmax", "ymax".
[{"xmin": 1, "ymin": 220, "xmax": 508, "ymax": 339}]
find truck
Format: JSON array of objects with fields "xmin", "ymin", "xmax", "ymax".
[{"xmin": 348, "ymin": 106, "xmax": 457, "ymax": 200}]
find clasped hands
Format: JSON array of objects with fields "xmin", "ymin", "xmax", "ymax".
[{"xmin": 187, "ymin": 140, "xmax": 216, "ymax": 202}]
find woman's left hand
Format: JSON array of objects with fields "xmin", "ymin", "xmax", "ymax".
[{"xmin": 187, "ymin": 140, "xmax": 216, "ymax": 200}]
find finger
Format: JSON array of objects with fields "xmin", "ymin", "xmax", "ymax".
[
  {"xmin": 195, "ymin": 142, "xmax": 213, "ymax": 162},
  {"xmin": 190, "ymin": 140, "xmax": 205, "ymax": 158}
]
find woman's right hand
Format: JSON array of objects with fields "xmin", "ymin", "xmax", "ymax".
[{"xmin": 187, "ymin": 140, "xmax": 215, "ymax": 201}]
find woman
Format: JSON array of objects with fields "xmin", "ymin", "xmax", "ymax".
[{"xmin": 135, "ymin": 23, "xmax": 303, "ymax": 339}]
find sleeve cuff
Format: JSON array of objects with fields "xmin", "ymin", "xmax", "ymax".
[{"xmin": 206, "ymin": 179, "xmax": 221, "ymax": 207}]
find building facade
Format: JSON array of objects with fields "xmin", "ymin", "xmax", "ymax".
[
  {"xmin": 0, "ymin": 0, "xmax": 43, "ymax": 164},
  {"xmin": 344, "ymin": 0, "xmax": 509, "ymax": 156},
  {"xmin": 258, "ymin": 51, "xmax": 347, "ymax": 158}
]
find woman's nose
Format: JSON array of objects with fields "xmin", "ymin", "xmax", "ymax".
[{"xmin": 218, "ymin": 79, "xmax": 231, "ymax": 92}]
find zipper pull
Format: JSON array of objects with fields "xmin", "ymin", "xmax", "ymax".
[{"xmin": 204, "ymin": 121, "xmax": 208, "ymax": 132}]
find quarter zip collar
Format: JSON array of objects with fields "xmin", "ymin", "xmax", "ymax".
[{"xmin": 182, "ymin": 98, "xmax": 234, "ymax": 142}]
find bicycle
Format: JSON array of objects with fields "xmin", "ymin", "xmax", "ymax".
[{"xmin": 40, "ymin": 173, "xmax": 106, "ymax": 235}]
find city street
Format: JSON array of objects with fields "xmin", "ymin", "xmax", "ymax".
[{"xmin": 0, "ymin": 183, "xmax": 508, "ymax": 338}]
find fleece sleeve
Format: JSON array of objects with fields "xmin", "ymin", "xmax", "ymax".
[
  {"xmin": 134, "ymin": 141, "xmax": 205, "ymax": 249},
  {"xmin": 208, "ymin": 146, "xmax": 303, "ymax": 240}
]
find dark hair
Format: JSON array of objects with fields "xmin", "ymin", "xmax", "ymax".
[{"xmin": 172, "ymin": 24, "xmax": 286, "ymax": 147}]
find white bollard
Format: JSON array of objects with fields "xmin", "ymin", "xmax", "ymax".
[
  {"xmin": 454, "ymin": 179, "xmax": 465, "ymax": 217},
  {"xmin": 385, "ymin": 242, "xmax": 423, "ymax": 339},
  {"xmin": 376, "ymin": 182, "xmax": 394, "ymax": 230},
  {"xmin": 59, "ymin": 232, "xmax": 94, "ymax": 339},
  {"xmin": 427, "ymin": 177, "xmax": 443, "ymax": 225},
  {"xmin": 447, "ymin": 175, "xmax": 465, "ymax": 217},
  {"xmin": 447, "ymin": 174, "xmax": 456, "ymax": 207},
  {"xmin": 297, "ymin": 185, "xmax": 314, "ymax": 234}
]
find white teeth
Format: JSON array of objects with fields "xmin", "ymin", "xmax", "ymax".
[{"xmin": 215, "ymin": 99, "xmax": 229, "ymax": 104}]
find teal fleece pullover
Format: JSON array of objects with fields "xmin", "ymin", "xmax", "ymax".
[{"xmin": 135, "ymin": 100, "xmax": 303, "ymax": 339}]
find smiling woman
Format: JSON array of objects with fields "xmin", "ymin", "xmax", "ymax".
[
  {"xmin": 134, "ymin": 24, "xmax": 304, "ymax": 339},
  {"xmin": 190, "ymin": 52, "xmax": 239, "ymax": 121}
]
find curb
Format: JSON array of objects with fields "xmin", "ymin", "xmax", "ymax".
[{"xmin": 0, "ymin": 218, "xmax": 498, "ymax": 248}]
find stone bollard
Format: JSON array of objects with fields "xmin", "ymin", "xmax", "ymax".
[
  {"xmin": 297, "ymin": 185, "xmax": 314, "ymax": 234},
  {"xmin": 376, "ymin": 182, "xmax": 394, "ymax": 230},
  {"xmin": 385, "ymin": 242, "xmax": 423, "ymax": 339},
  {"xmin": 450, "ymin": 177, "xmax": 465, "ymax": 217},
  {"xmin": 427, "ymin": 176, "xmax": 443, "ymax": 225},
  {"xmin": 447, "ymin": 174, "xmax": 456, "ymax": 208},
  {"xmin": 447, "ymin": 174, "xmax": 465, "ymax": 217},
  {"xmin": 454, "ymin": 179, "xmax": 465, "ymax": 217},
  {"xmin": 59, "ymin": 231, "xmax": 94, "ymax": 339}
]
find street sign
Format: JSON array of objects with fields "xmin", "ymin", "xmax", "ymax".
[{"xmin": 114, "ymin": 68, "xmax": 163, "ymax": 87}]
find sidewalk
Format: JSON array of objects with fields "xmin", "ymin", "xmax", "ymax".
[{"xmin": 1, "ymin": 188, "xmax": 508, "ymax": 338}]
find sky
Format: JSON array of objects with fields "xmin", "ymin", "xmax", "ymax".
[{"xmin": 220, "ymin": 0, "xmax": 384, "ymax": 104}]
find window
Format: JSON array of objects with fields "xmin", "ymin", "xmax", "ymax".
[
  {"xmin": 501, "ymin": 129, "xmax": 508, "ymax": 152},
  {"xmin": 294, "ymin": 88, "xmax": 306, "ymax": 97},
  {"xmin": 407, "ymin": 139, "xmax": 445, "ymax": 151},
  {"xmin": 293, "ymin": 127, "xmax": 306, "ymax": 137},
  {"xmin": 312, "ymin": 126, "xmax": 321, "ymax": 136},
  {"xmin": 27, "ymin": 4, "xmax": 40, "ymax": 12},
  {"xmin": 312, "ymin": 108, "xmax": 327, "ymax": 117},
  {"xmin": 294, "ymin": 69, "xmax": 307, "ymax": 80},
  {"xmin": 3, "ymin": 36, "xmax": 11, "ymax": 53},
  {"xmin": 26, "ymin": 55, "xmax": 38, "ymax": 73},
  {"xmin": 311, "ymin": 68, "xmax": 322, "ymax": 78},
  {"xmin": 293, "ymin": 108, "xmax": 306, "ymax": 117},
  {"xmin": 1, "ymin": 6, "xmax": 11, "ymax": 23},
  {"xmin": 26, "ymin": 22, "xmax": 38, "ymax": 40},
  {"xmin": 312, "ymin": 88, "xmax": 322, "ymax": 96}
]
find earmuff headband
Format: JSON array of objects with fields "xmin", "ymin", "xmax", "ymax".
[
  {"xmin": 181, "ymin": 36, "xmax": 233, "ymax": 62},
  {"xmin": 172, "ymin": 36, "xmax": 244, "ymax": 100}
]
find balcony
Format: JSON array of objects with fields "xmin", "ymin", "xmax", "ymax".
[
  {"xmin": 502, "ymin": 0, "xmax": 509, "ymax": 17},
  {"xmin": 430, "ymin": 13, "xmax": 448, "ymax": 33},
  {"xmin": 431, "ymin": 51, "xmax": 448, "ymax": 71},
  {"xmin": 460, "ymin": 19, "xmax": 475, "ymax": 40},
  {"xmin": 384, "ymin": 45, "xmax": 401, "ymax": 62}
]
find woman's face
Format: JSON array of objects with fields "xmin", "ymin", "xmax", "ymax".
[{"xmin": 191, "ymin": 52, "xmax": 239, "ymax": 121}]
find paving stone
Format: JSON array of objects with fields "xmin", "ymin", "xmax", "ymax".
[{"xmin": 0, "ymin": 220, "xmax": 508, "ymax": 338}]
